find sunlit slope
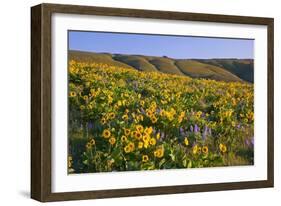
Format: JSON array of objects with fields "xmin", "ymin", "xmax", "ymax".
[
  {"xmin": 69, "ymin": 50, "xmax": 135, "ymax": 69},
  {"xmin": 147, "ymin": 57, "xmax": 185, "ymax": 76},
  {"xmin": 114, "ymin": 55, "xmax": 184, "ymax": 75},
  {"xmin": 113, "ymin": 55, "xmax": 159, "ymax": 72},
  {"xmin": 69, "ymin": 50, "xmax": 252, "ymax": 82}
]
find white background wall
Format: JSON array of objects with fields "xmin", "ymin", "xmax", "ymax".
[{"xmin": 0, "ymin": 0, "xmax": 279, "ymax": 205}]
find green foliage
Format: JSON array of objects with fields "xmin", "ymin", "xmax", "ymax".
[{"xmin": 68, "ymin": 60, "xmax": 254, "ymax": 174}]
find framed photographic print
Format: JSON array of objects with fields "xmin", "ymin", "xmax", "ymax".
[{"xmin": 31, "ymin": 3, "xmax": 274, "ymax": 202}]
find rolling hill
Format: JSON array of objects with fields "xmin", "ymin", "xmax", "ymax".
[
  {"xmin": 197, "ymin": 59, "xmax": 254, "ymax": 83},
  {"xmin": 69, "ymin": 50, "xmax": 254, "ymax": 83}
]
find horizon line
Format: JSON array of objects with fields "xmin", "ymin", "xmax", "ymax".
[{"xmin": 69, "ymin": 49, "xmax": 254, "ymax": 60}]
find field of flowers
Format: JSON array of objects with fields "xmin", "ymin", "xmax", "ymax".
[{"xmin": 68, "ymin": 60, "xmax": 254, "ymax": 173}]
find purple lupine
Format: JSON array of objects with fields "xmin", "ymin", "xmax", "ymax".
[
  {"xmin": 140, "ymin": 107, "xmax": 145, "ymax": 114},
  {"xmin": 152, "ymin": 128, "xmax": 156, "ymax": 135},
  {"xmin": 202, "ymin": 126, "xmax": 208, "ymax": 140},
  {"xmin": 202, "ymin": 133, "xmax": 206, "ymax": 140},
  {"xmin": 251, "ymin": 137, "xmax": 254, "ymax": 145},
  {"xmin": 194, "ymin": 124, "xmax": 200, "ymax": 133},
  {"xmin": 133, "ymin": 81, "xmax": 139, "ymax": 90},
  {"xmin": 156, "ymin": 108, "xmax": 160, "ymax": 114},
  {"xmin": 245, "ymin": 139, "xmax": 250, "ymax": 147},
  {"xmin": 88, "ymin": 122, "xmax": 93, "ymax": 129},
  {"xmin": 190, "ymin": 125, "xmax": 194, "ymax": 132},
  {"xmin": 237, "ymin": 124, "xmax": 241, "ymax": 129},
  {"xmin": 208, "ymin": 127, "xmax": 212, "ymax": 136},
  {"xmin": 180, "ymin": 127, "xmax": 185, "ymax": 136}
]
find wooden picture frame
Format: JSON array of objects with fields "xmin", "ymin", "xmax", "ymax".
[{"xmin": 31, "ymin": 3, "xmax": 274, "ymax": 202}]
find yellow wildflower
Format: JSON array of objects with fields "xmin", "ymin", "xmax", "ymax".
[
  {"xmin": 107, "ymin": 95, "xmax": 113, "ymax": 104},
  {"xmin": 69, "ymin": 91, "xmax": 76, "ymax": 97},
  {"xmin": 83, "ymin": 95, "xmax": 88, "ymax": 101},
  {"xmin": 151, "ymin": 116, "xmax": 158, "ymax": 124},
  {"xmin": 131, "ymin": 131, "xmax": 137, "ymax": 138},
  {"xmin": 122, "ymin": 114, "xmax": 128, "ymax": 121},
  {"xmin": 109, "ymin": 137, "xmax": 116, "ymax": 145},
  {"xmin": 149, "ymin": 138, "xmax": 156, "ymax": 146},
  {"xmin": 137, "ymin": 115, "xmax": 144, "ymax": 122},
  {"xmin": 142, "ymin": 155, "xmax": 149, "ymax": 162},
  {"xmin": 86, "ymin": 142, "xmax": 92, "ymax": 150},
  {"xmin": 100, "ymin": 117, "xmax": 106, "ymax": 125},
  {"xmin": 142, "ymin": 133, "xmax": 150, "ymax": 142},
  {"xmin": 197, "ymin": 146, "xmax": 202, "ymax": 154},
  {"xmin": 154, "ymin": 147, "xmax": 164, "ymax": 158},
  {"xmin": 192, "ymin": 145, "xmax": 198, "ymax": 155},
  {"xmin": 108, "ymin": 112, "xmax": 115, "ymax": 119},
  {"xmin": 89, "ymin": 138, "xmax": 95, "ymax": 146},
  {"xmin": 144, "ymin": 126, "xmax": 153, "ymax": 135},
  {"xmin": 124, "ymin": 128, "xmax": 131, "ymax": 136},
  {"xmin": 219, "ymin": 143, "xmax": 227, "ymax": 153},
  {"xmin": 124, "ymin": 146, "xmax": 131, "ymax": 153},
  {"xmin": 144, "ymin": 141, "xmax": 149, "ymax": 149},
  {"xmin": 128, "ymin": 142, "xmax": 135, "ymax": 152},
  {"xmin": 136, "ymin": 125, "xmax": 144, "ymax": 133},
  {"xmin": 138, "ymin": 141, "xmax": 144, "ymax": 149},
  {"xmin": 135, "ymin": 131, "xmax": 142, "ymax": 140},
  {"xmin": 146, "ymin": 109, "xmax": 153, "ymax": 117},
  {"xmin": 102, "ymin": 129, "xmax": 111, "ymax": 138},
  {"xmin": 202, "ymin": 146, "xmax": 208, "ymax": 154},
  {"xmin": 184, "ymin": 137, "xmax": 189, "ymax": 146},
  {"xmin": 156, "ymin": 133, "xmax": 160, "ymax": 140},
  {"xmin": 121, "ymin": 135, "xmax": 127, "ymax": 142}
]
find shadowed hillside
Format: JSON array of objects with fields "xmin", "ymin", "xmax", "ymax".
[
  {"xmin": 69, "ymin": 50, "xmax": 253, "ymax": 83},
  {"xmin": 197, "ymin": 59, "xmax": 254, "ymax": 83}
]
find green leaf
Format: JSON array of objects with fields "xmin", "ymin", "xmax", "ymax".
[
  {"xmin": 187, "ymin": 160, "xmax": 193, "ymax": 168},
  {"xmin": 169, "ymin": 153, "xmax": 176, "ymax": 161},
  {"xmin": 182, "ymin": 159, "xmax": 187, "ymax": 167},
  {"xmin": 159, "ymin": 158, "xmax": 166, "ymax": 168},
  {"xmin": 83, "ymin": 160, "xmax": 89, "ymax": 165}
]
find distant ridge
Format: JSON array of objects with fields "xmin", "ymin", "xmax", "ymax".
[{"xmin": 69, "ymin": 50, "xmax": 254, "ymax": 83}]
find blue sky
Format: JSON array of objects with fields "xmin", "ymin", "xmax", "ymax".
[{"xmin": 68, "ymin": 31, "xmax": 254, "ymax": 59}]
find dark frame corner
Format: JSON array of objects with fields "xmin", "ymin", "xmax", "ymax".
[{"xmin": 31, "ymin": 3, "xmax": 274, "ymax": 202}]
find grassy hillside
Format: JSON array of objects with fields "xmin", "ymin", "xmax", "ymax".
[
  {"xmin": 198, "ymin": 59, "xmax": 254, "ymax": 83},
  {"xmin": 147, "ymin": 57, "xmax": 184, "ymax": 76},
  {"xmin": 69, "ymin": 50, "xmax": 135, "ymax": 70},
  {"xmin": 175, "ymin": 60, "xmax": 243, "ymax": 82},
  {"xmin": 69, "ymin": 50, "xmax": 253, "ymax": 83},
  {"xmin": 113, "ymin": 55, "xmax": 158, "ymax": 72}
]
